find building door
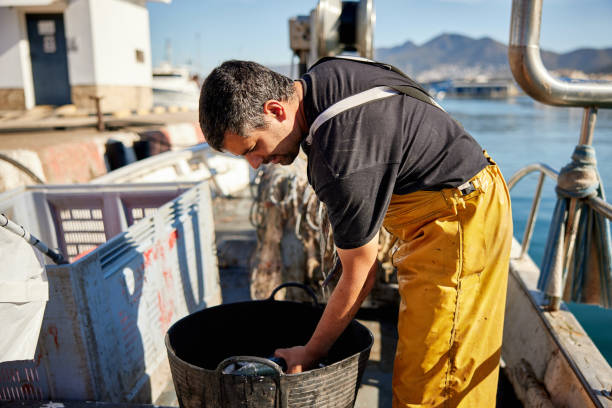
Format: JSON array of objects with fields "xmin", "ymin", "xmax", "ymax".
[{"xmin": 26, "ymin": 14, "xmax": 71, "ymax": 106}]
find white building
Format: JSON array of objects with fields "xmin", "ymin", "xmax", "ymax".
[{"xmin": 0, "ymin": 0, "xmax": 169, "ymax": 111}]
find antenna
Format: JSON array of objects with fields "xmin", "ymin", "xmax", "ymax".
[{"xmin": 164, "ymin": 38, "xmax": 173, "ymax": 65}]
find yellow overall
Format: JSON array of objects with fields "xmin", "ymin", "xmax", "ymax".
[{"xmin": 382, "ymin": 158, "xmax": 513, "ymax": 407}]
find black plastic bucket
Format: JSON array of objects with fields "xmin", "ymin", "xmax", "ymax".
[{"xmin": 165, "ymin": 283, "xmax": 373, "ymax": 408}]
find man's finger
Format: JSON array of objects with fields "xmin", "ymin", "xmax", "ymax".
[{"xmin": 287, "ymin": 364, "xmax": 303, "ymax": 374}]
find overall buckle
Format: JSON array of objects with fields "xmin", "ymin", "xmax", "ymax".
[{"xmin": 458, "ymin": 181, "xmax": 476, "ymax": 196}]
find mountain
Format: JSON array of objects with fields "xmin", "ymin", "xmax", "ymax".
[
  {"xmin": 374, "ymin": 33, "xmax": 612, "ymax": 81},
  {"xmin": 546, "ymin": 48, "xmax": 612, "ymax": 74}
]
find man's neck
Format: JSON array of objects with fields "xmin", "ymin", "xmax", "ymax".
[{"xmin": 293, "ymin": 80, "xmax": 308, "ymax": 139}]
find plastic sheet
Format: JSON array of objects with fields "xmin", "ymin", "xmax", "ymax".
[{"xmin": 0, "ymin": 226, "xmax": 48, "ymax": 363}]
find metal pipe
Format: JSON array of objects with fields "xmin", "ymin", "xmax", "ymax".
[
  {"xmin": 509, "ymin": 0, "xmax": 612, "ymax": 108},
  {"xmin": 89, "ymin": 95, "xmax": 105, "ymax": 132},
  {"xmin": 1, "ymin": 213, "xmax": 68, "ymax": 265},
  {"xmin": 507, "ymin": 163, "xmax": 558, "ymax": 190}
]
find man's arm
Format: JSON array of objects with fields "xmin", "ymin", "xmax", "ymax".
[{"xmin": 274, "ymin": 232, "xmax": 379, "ymax": 373}]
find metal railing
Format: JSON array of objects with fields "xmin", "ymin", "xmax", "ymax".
[
  {"xmin": 508, "ymin": 163, "xmax": 558, "ymax": 258},
  {"xmin": 508, "ymin": 163, "xmax": 612, "ymax": 259}
]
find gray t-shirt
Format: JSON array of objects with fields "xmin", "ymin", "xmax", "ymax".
[{"xmin": 300, "ymin": 58, "xmax": 489, "ymax": 249}]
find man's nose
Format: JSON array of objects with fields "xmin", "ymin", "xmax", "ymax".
[{"xmin": 245, "ymin": 153, "xmax": 263, "ymax": 169}]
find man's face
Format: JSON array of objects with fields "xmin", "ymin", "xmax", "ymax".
[
  {"xmin": 223, "ymin": 99, "xmax": 302, "ymax": 169},
  {"xmin": 223, "ymin": 125, "xmax": 301, "ymax": 169}
]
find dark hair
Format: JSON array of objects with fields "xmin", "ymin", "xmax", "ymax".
[{"xmin": 199, "ymin": 60, "xmax": 295, "ymax": 151}]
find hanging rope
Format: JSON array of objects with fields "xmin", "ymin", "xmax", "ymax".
[
  {"xmin": 538, "ymin": 145, "xmax": 612, "ymax": 308},
  {"xmin": 248, "ymin": 157, "xmax": 336, "ymax": 301}
]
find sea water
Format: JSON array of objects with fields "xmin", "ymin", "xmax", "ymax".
[{"xmin": 442, "ymin": 96, "xmax": 612, "ymax": 364}]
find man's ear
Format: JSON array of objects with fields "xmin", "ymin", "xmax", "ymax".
[{"xmin": 263, "ymin": 100, "xmax": 286, "ymax": 121}]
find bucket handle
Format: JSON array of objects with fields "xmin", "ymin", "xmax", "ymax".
[
  {"xmin": 216, "ymin": 356, "xmax": 287, "ymax": 408},
  {"xmin": 268, "ymin": 282, "xmax": 319, "ymax": 307},
  {"xmin": 216, "ymin": 355, "xmax": 285, "ymax": 375}
]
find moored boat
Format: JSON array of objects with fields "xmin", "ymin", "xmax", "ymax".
[{"xmin": 152, "ymin": 62, "xmax": 200, "ymax": 110}]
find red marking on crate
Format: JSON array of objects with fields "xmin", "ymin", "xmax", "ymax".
[
  {"xmin": 157, "ymin": 292, "xmax": 174, "ymax": 333},
  {"xmin": 168, "ymin": 229, "xmax": 178, "ymax": 249},
  {"xmin": 143, "ymin": 248, "xmax": 154, "ymax": 268},
  {"xmin": 123, "ymin": 327, "xmax": 139, "ymax": 343},
  {"xmin": 162, "ymin": 269, "xmax": 174, "ymax": 289},
  {"xmin": 48, "ymin": 326, "xmax": 59, "ymax": 349},
  {"xmin": 156, "ymin": 240, "xmax": 165, "ymax": 260},
  {"xmin": 119, "ymin": 311, "xmax": 128, "ymax": 324},
  {"xmin": 122, "ymin": 319, "xmax": 137, "ymax": 333}
]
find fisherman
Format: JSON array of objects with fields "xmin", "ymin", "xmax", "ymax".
[{"xmin": 199, "ymin": 58, "xmax": 513, "ymax": 407}]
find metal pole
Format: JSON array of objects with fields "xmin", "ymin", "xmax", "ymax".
[
  {"xmin": 578, "ymin": 107, "xmax": 598, "ymax": 145},
  {"xmin": 298, "ymin": 50, "xmax": 309, "ymax": 77},
  {"xmin": 89, "ymin": 95, "xmax": 105, "ymax": 132},
  {"xmin": 1, "ymin": 213, "xmax": 68, "ymax": 265}
]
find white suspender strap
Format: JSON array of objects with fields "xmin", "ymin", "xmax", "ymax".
[
  {"xmin": 308, "ymin": 86, "xmax": 401, "ymax": 139},
  {"xmin": 326, "ymin": 55, "xmax": 375, "ymax": 63}
]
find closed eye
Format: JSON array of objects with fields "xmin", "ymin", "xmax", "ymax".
[{"xmin": 242, "ymin": 143, "xmax": 256, "ymax": 156}]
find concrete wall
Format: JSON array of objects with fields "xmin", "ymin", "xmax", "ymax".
[
  {"xmin": 0, "ymin": 8, "xmax": 25, "ymax": 88},
  {"xmin": 89, "ymin": 0, "xmax": 152, "ymax": 87},
  {"xmin": 0, "ymin": 8, "xmax": 30, "ymax": 108},
  {"xmin": 65, "ymin": 0, "xmax": 152, "ymax": 88},
  {"xmin": 64, "ymin": 0, "xmax": 96, "ymax": 85},
  {"xmin": 64, "ymin": 0, "xmax": 153, "ymax": 111},
  {"xmin": 71, "ymin": 84, "xmax": 152, "ymax": 112},
  {"xmin": 65, "ymin": 0, "xmax": 153, "ymax": 111}
]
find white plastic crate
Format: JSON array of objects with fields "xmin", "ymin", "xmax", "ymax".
[
  {"xmin": 0, "ymin": 181, "xmax": 221, "ymax": 403},
  {"xmin": 91, "ymin": 144, "xmax": 251, "ymax": 198}
]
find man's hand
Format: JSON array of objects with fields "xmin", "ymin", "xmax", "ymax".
[
  {"xmin": 274, "ymin": 233, "xmax": 379, "ymax": 374},
  {"xmin": 274, "ymin": 345, "xmax": 318, "ymax": 374}
]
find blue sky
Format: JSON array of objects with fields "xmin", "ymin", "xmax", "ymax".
[{"xmin": 147, "ymin": 0, "xmax": 612, "ymax": 75}]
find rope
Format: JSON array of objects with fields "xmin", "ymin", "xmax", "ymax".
[
  {"xmin": 538, "ymin": 144, "xmax": 612, "ymax": 308},
  {"xmin": 555, "ymin": 145, "xmax": 599, "ymax": 199},
  {"xmin": 0, "ymin": 152, "xmax": 45, "ymax": 184},
  {"xmin": 249, "ymin": 160, "xmax": 337, "ymax": 300}
]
